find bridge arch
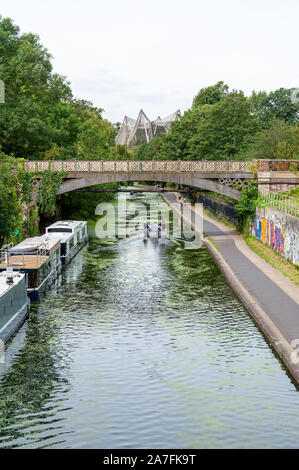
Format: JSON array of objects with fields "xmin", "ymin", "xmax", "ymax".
[{"xmin": 57, "ymin": 172, "xmax": 242, "ymax": 200}]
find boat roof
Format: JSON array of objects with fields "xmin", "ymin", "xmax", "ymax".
[
  {"xmin": 0, "ymin": 271, "xmax": 25, "ymax": 296},
  {"xmin": 46, "ymin": 231, "xmax": 73, "ymax": 244},
  {"xmin": 15, "ymin": 235, "xmax": 61, "ymax": 251},
  {"xmin": 46, "ymin": 220, "xmax": 87, "ymax": 231},
  {"xmin": 0, "ymin": 235, "xmax": 61, "ymax": 272}
]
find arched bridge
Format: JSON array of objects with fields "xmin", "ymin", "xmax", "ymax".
[{"xmin": 24, "ymin": 160, "xmax": 299, "ymax": 200}]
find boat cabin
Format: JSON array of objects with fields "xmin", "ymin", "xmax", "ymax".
[
  {"xmin": 0, "ymin": 235, "xmax": 61, "ymax": 301},
  {"xmin": 46, "ymin": 220, "xmax": 88, "ymax": 265},
  {"xmin": 0, "ymin": 270, "xmax": 30, "ymax": 343}
]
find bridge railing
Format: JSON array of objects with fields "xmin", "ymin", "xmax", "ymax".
[
  {"xmin": 24, "ymin": 160, "xmax": 254, "ymax": 172},
  {"xmin": 24, "ymin": 159, "xmax": 299, "ymax": 173},
  {"xmin": 25, "ymin": 160, "xmax": 299, "ymax": 173},
  {"xmin": 261, "ymin": 193, "xmax": 299, "ymax": 217}
]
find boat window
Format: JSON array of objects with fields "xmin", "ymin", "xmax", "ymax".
[{"xmin": 47, "ymin": 228, "xmax": 73, "ymax": 233}]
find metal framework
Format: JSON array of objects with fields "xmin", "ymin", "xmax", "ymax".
[{"xmin": 115, "ymin": 109, "xmax": 180, "ymax": 147}]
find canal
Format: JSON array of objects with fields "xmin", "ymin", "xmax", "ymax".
[{"xmin": 0, "ymin": 191, "xmax": 298, "ymax": 449}]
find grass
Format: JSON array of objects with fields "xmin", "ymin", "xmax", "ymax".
[
  {"xmin": 244, "ymin": 235, "xmax": 299, "ymax": 287},
  {"xmin": 206, "ymin": 236, "xmax": 220, "ymax": 251}
]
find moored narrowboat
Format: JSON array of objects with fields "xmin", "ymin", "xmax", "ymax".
[
  {"xmin": 0, "ymin": 270, "xmax": 30, "ymax": 344},
  {"xmin": 0, "ymin": 235, "xmax": 62, "ymax": 302},
  {"xmin": 46, "ymin": 220, "xmax": 88, "ymax": 266}
]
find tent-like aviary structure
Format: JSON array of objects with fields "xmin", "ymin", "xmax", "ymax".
[
  {"xmin": 152, "ymin": 110, "xmax": 180, "ymax": 136},
  {"xmin": 127, "ymin": 109, "xmax": 153, "ymax": 147},
  {"xmin": 115, "ymin": 116, "xmax": 136, "ymax": 146},
  {"xmin": 116, "ymin": 109, "xmax": 180, "ymax": 148}
]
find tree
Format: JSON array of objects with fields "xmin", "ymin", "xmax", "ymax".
[
  {"xmin": 154, "ymin": 107, "xmax": 204, "ymax": 160},
  {"xmin": 113, "ymin": 122, "xmax": 121, "ymax": 138},
  {"xmin": 244, "ymin": 121, "xmax": 299, "ymax": 160},
  {"xmin": 134, "ymin": 136, "xmax": 165, "ymax": 160},
  {"xmin": 0, "ymin": 17, "xmax": 73, "ymax": 158},
  {"xmin": 188, "ymin": 92, "xmax": 258, "ymax": 160},
  {"xmin": 249, "ymin": 88, "xmax": 299, "ymax": 128},
  {"xmin": 110, "ymin": 144, "xmax": 132, "ymax": 160},
  {"xmin": 75, "ymin": 110, "xmax": 115, "ymax": 160},
  {"xmin": 0, "ymin": 17, "xmax": 115, "ymax": 162},
  {"xmin": 192, "ymin": 81, "xmax": 229, "ymax": 108}
]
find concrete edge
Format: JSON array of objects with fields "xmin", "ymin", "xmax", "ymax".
[
  {"xmin": 161, "ymin": 192, "xmax": 299, "ymax": 386},
  {"xmin": 204, "ymin": 237, "xmax": 299, "ymax": 386}
]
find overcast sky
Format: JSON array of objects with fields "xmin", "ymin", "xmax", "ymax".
[{"xmin": 1, "ymin": 0, "xmax": 298, "ymax": 123}]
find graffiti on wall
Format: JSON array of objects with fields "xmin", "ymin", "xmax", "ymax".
[{"xmin": 252, "ymin": 215, "xmax": 299, "ymax": 265}]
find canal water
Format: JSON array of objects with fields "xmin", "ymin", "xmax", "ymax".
[{"xmin": 0, "ymin": 192, "xmax": 298, "ymax": 449}]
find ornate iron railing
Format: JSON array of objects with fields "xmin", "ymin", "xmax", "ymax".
[
  {"xmin": 24, "ymin": 160, "xmax": 256, "ymax": 173},
  {"xmin": 24, "ymin": 159, "xmax": 299, "ymax": 174}
]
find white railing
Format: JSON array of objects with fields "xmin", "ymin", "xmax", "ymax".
[
  {"xmin": 261, "ymin": 193, "xmax": 299, "ymax": 217},
  {"xmin": 0, "ymin": 243, "xmax": 48, "ymax": 269},
  {"xmin": 0, "ymin": 243, "xmax": 13, "ymax": 263}
]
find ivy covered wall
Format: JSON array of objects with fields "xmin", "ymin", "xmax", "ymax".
[{"xmin": 0, "ymin": 156, "xmax": 67, "ymax": 245}]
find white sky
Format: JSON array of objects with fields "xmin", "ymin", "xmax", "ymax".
[{"xmin": 1, "ymin": 0, "xmax": 298, "ymax": 123}]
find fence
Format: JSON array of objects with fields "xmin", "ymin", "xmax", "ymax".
[{"xmin": 261, "ymin": 193, "xmax": 299, "ymax": 217}]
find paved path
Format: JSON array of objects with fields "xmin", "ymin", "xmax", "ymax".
[{"xmin": 163, "ymin": 192, "xmax": 299, "ymax": 346}]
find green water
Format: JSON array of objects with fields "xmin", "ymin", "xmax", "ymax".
[{"xmin": 0, "ymin": 192, "xmax": 298, "ymax": 449}]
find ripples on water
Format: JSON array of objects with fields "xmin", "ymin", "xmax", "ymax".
[{"xmin": 0, "ymin": 192, "xmax": 298, "ymax": 449}]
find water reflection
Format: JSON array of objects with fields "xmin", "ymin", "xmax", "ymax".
[{"xmin": 0, "ymin": 192, "xmax": 298, "ymax": 449}]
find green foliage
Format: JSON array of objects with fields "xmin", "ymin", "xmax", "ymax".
[
  {"xmin": 0, "ymin": 17, "xmax": 121, "ymax": 242},
  {"xmin": 75, "ymin": 114, "xmax": 115, "ymax": 160},
  {"xmin": 134, "ymin": 136, "xmax": 165, "ymax": 160},
  {"xmin": 244, "ymin": 121, "xmax": 299, "ymax": 160},
  {"xmin": 0, "ymin": 17, "xmax": 115, "ymax": 162},
  {"xmin": 39, "ymin": 171, "xmax": 67, "ymax": 215},
  {"xmin": 153, "ymin": 107, "xmax": 204, "ymax": 160},
  {"xmin": 278, "ymin": 185, "xmax": 299, "ymax": 198},
  {"xmin": 23, "ymin": 206, "xmax": 39, "ymax": 238},
  {"xmin": 110, "ymin": 144, "xmax": 133, "ymax": 160},
  {"xmin": 249, "ymin": 88, "xmax": 299, "ymax": 128},
  {"xmin": 132, "ymin": 83, "xmax": 298, "ymax": 162},
  {"xmin": 0, "ymin": 154, "xmax": 23, "ymax": 244},
  {"xmin": 60, "ymin": 183, "xmax": 118, "ymax": 220},
  {"xmin": 113, "ymin": 122, "xmax": 121, "ymax": 138},
  {"xmin": 152, "ymin": 90, "xmax": 258, "ymax": 161},
  {"xmin": 188, "ymin": 91, "xmax": 258, "ymax": 160},
  {"xmin": 0, "ymin": 17, "xmax": 72, "ymax": 158},
  {"xmin": 192, "ymin": 81, "xmax": 229, "ymax": 107},
  {"xmin": 236, "ymin": 183, "xmax": 259, "ymax": 233}
]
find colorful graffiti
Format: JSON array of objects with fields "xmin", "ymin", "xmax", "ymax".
[{"xmin": 252, "ymin": 213, "xmax": 299, "ymax": 265}]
